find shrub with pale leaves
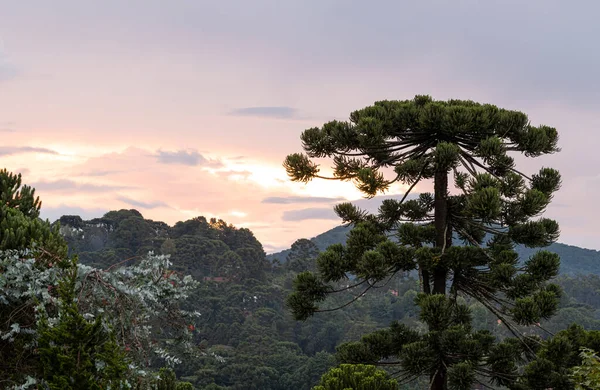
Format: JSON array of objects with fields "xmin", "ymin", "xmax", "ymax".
[{"xmin": 0, "ymin": 249, "xmax": 201, "ymax": 388}]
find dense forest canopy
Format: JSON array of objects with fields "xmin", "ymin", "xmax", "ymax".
[
  {"xmin": 58, "ymin": 210, "xmax": 269, "ymax": 281},
  {"xmin": 49, "ymin": 206, "xmax": 600, "ymax": 389}
]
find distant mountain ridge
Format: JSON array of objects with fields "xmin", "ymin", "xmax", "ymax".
[
  {"xmin": 57, "ymin": 209, "xmax": 600, "ymax": 276},
  {"xmin": 268, "ymin": 225, "xmax": 600, "ymax": 276}
]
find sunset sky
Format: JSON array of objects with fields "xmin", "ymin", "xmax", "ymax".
[{"xmin": 2, "ymin": 1, "xmax": 600, "ymax": 253}]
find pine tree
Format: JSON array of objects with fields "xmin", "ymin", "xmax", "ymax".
[
  {"xmin": 37, "ymin": 256, "xmax": 129, "ymax": 389},
  {"xmin": 0, "ymin": 168, "xmax": 68, "ymax": 384},
  {"xmin": 283, "ymin": 96, "xmax": 562, "ymax": 389},
  {"xmin": 0, "ymin": 168, "xmax": 67, "ymax": 259}
]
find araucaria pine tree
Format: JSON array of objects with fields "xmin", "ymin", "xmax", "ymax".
[
  {"xmin": 0, "ymin": 168, "xmax": 67, "ymax": 259},
  {"xmin": 283, "ymin": 96, "xmax": 562, "ymax": 389}
]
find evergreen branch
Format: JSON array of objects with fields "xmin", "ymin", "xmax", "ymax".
[
  {"xmin": 468, "ymin": 279, "xmax": 513, "ymax": 307},
  {"xmin": 372, "ymin": 361, "xmax": 404, "ymax": 365},
  {"xmin": 459, "ymin": 154, "xmax": 480, "ymax": 177},
  {"xmin": 441, "ymin": 224, "xmax": 449, "ymax": 255},
  {"xmin": 428, "ymin": 369, "xmax": 439, "ymax": 390},
  {"xmin": 392, "ymin": 371, "xmax": 420, "ymax": 385},
  {"xmin": 335, "ymin": 151, "xmax": 370, "ymax": 157},
  {"xmin": 461, "ymin": 152, "xmax": 503, "ymax": 181},
  {"xmin": 328, "ymin": 279, "xmax": 367, "ymax": 293},
  {"xmin": 508, "ymin": 167, "xmax": 532, "ymax": 181},
  {"xmin": 535, "ymin": 323, "xmax": 555, "ymax": 337},
  {"xmin": 315, "ymin": 283, "xmax": 375, "ymax": 314},
  {"xmin": 370, "ymin": 142, "xmax": 432, "ymax": 170},
  {"xmin": 460, "ymin": 284, "xmax": 537, "ymax": 354},
  {"xmin": 452, "ymin": 167, "xmax": 469, "ymax": 195},
  {"xmin": 372, "ymin": 269, "xmax": 401, "ymax": 289},
  {"xmin": 454, "ymin": 227, "xmax": 496, "ymax": 264},
  {"xmin": 454, "ymin": 217, "xmax": 508, "ymax": 236},
  {"xmin": 315, "ymin": 175, "xmax": 345, "ymax": 181},
  {"xmin": 389, "ymin": 161, "xmax": 427, "ymax": 205},
  {"xmin": 105, "ymin": 255, "xmax": 143, "ymax": 272},
  {"xmin": 474, "ymin": 367, "xmax": 518, "ymax": 383},
  {"xmin": 456, "ymin": 274, "xmax": 514, "ymax": 308}
]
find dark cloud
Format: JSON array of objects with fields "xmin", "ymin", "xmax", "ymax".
[
  {"xmin": 31, "ymin": 179, "xmax": 132, "ymax": 193},
  {"xmin": 263, "ymin": 195, "xmax": 345, "ymax": 204},
  {"xmin": 117, "ymin": 196, "xmax": 168, "ymax": 209},
  {"xmin": 40, "ymin": 205, "xmax": 108, "ymax": 223},
  {"xmin": 155, "ymin": 149, "xmax": 222, "ymax": 167},
  {"xmin": 229, "ymin": 106, "xmax": 297, "ymax": 119},
  {"xmin": 80, "ymin": 169, "xmax": 125, "ymax": 177},
  {"xmin": 156, "ymin": 149, "xmax": 206, "ymax": 166},
  {"xmin": 0, "ymin": 146, "xmax": 59, "ymax": 157},
  {"xmin": 282, "ymin": 208, "xmax": 338, "ymax": 222}
]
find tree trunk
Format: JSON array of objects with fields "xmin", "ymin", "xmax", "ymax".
[
  {"xmin": 433, "ymin": 169, "xmax": 450, "ymax": 295},
  {"xmin": 431, "ymin": 168, "xmax": 451, "ymax": 390},
  {"xmin": 421, "ymin": 269, "xmax": 431, "ymax": 294},
  {"xmin": 431, "ymin": 370, "xmax": 446, "ymax": 390}
]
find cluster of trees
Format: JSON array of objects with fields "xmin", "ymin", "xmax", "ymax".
[
  {"xmin": 59, "ymin": 210, "xmax": 268, "ymax": 282},
  {"xmin": 4, "ymin": 95, "xmax": 600, "ymax": 389},
  {"xmin": 0, "ymin": 169, "xmax": 196, "ymax": 389},
  {"xmin": 56, "ymin": 205, "xmax": 600, "ymax": 388}
]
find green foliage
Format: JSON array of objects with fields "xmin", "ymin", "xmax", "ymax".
[
  {"xmin": 312, "ymin": 364, "xmax": 398, "ymax": 390},
  {"xmin": 572, "ymin": 348, "xmax": 600, "ymax": 390},
  {"xmin": 61, "ymin": 213, "xmax": 269, "ymax": 281},
  {"xmin": 58, "ymin": 206, "xmax": 350, "ymax": 389},
  {"xmin": 513, "ymin": 324, "xmax": 600, "ymax": 389},
  {"xmin": 0, "ymin": 168, "xmax": 205, "ymax": 388},
  {"xmin": 270, "ymin": 224, "xmax": 600, "ymax": 277},
  {"xmin": 148, "ymin": 368, "xmax": 194, "ymax": 390},
  {"xmin": 0, "ymin": 168, "xmax": 69, "ymax": 386},
  {"xmin": 38, "ymin": 257, "xmax": 129, "ymax": 389},
  {"xmin": 42, "ymin": 208, "xmax": 600, "ymax": 389},
  {"xmin": 283, "ymin": 96, "xmax": 562, "ymax": 389},
  {"xmin": 0, "ymin": 168, "xmax": 67, "ymax": 259},
  {"xmin": 287, "ymin": 239, "xmax": 320, "ymax": 273}
]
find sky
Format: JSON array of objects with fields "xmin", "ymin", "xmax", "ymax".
[{"xmin": 2, "ymin": 0, "xmax": 600, "ymax": 253}]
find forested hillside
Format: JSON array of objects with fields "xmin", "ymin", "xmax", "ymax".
[
  {"xmin": 269, "ymin": 224, "xmax": 600, "ymax": 275},
  {"xmin": 56, "ymin": 210, "xmax": 600, "ymax": 389},
  {"xmin": 57, "ymin": 210, "xmax": 269, "ymax": 281}
]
